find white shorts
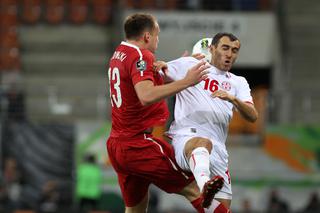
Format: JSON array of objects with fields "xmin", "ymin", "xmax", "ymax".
[{"xmin": 171, "ymin": 134, "xmax": 232, "ymax": 200}]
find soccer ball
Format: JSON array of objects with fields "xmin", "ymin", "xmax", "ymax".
[{"xmin": 192, "ymin": 38, "xmax": 212, "ymax": 62}]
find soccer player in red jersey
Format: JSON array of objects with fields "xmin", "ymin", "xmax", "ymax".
[{"xmin": 106, "ymin": 13, "xmax": 229, "ymax": 213}]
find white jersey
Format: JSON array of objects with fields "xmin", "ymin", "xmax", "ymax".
[
  {"xmin": 167, "ymin": 56, "xmax": 253, "ymax": 198},
  {"xmin": 167, "ymin": 56, "xmax": 253, "ymax": 145}
]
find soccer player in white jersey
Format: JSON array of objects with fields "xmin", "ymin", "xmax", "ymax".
[{"xmin": 163, "ymin": 33, "xmax": 258, "ymax": 212}]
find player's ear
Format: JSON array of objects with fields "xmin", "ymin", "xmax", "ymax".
[
  {"xmin": 143, "ymin": 31, "xmax": 151, "ymax": 43},
  {"xmin": 209, "ymin": 45, "xmax": 215, "ymax": 54}
]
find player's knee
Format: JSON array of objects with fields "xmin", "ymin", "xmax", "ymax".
[
  {"xmin": 198, "ymin": 138, "xmax": 213, "ymax": 151},
  {"xmin": 185, "ymin": 137, "xmax": 213, "ymax": 158}
]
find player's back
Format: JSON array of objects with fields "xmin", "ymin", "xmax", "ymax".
[{"xmin": 107, "ymin": 42, "xmax": 169, "ymax": 138}]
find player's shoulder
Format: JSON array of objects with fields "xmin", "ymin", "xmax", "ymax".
[
  {"xmin": 180, "ymin": 56, "xmax": 199, "ymax": 63},
  {"xmin": 119, "ymin": 42, "xmax": 154, "ymax": 60},
  {"xmin": 170, "ymin": 56, "xmax": 198, "ymax": 65},
  {"xmin": 229, "ymin": 72, "xmax": 248, "ymax": 84},
  {"xmin": 140, "ymin": 49, "xmax": 155, "ymax": 59}
]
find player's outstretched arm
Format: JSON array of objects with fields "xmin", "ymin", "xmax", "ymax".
[
  {"xmin": 211, "ymin": 90, "xmax": 258, "ymax": 122},
  {"xmin": 135, "ymin": 61, "xmax": 210, "ymax": 106},
  {"xmin": 230, "ymin": 97, "xmax": 258, "ymax": 122},
  {"xmin": 153, "ymin": 53, "xmax": 206, "ymax": 83}
]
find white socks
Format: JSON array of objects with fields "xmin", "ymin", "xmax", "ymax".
[{"xmin": 188, "ymin": 147, "xmax": 210, "ymax": 191}]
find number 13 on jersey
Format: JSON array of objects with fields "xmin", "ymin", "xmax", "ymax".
[{"xmin": 108, "ymin": 67, "xmax": 122, "ymax": 108}]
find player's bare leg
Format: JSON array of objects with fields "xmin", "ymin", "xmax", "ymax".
[
  {"xmin": 178, "ymin": 180, "xmax": 205, "ymax": 213},
  {"xmin": 125, "ymin": 193, "xmax": 149, "ymax": 213},
  {"xmin": 204, "ymin": 198, "xmax": 231, "ymax": 213},
  {"xmin": 204, "ymin": 200, "xmax": 231, "ymax": 213},
  {"xmin": 178, "ymin": 180, "xmax": 201, "ymax": 201},
  {"xmin": 215, "ymin": 198, "xmax": 231, "ymax": 209}
]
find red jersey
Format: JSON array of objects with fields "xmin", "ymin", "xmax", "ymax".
[{"xmin": 107, "ymin": 41, "xmax": 169, "ymax": 138}]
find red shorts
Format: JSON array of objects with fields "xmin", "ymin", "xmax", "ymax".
[{"xmin": 106, "ymin": 133, "xmax": 194, "ymax": 207}]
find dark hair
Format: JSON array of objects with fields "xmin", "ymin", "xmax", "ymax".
[
  {"xmin": 211, "ymin": 32, "xmax": 239, "ymax": 47},
  {"xmin": 124, "ymin": 13, "xmax": 156, "ymax": 40}
]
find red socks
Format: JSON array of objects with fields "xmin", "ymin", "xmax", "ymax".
[
  {"xmin": 191, "ymin": 197, "xmax": 231, "ymax": 213},
  {"xmin": 191, "ymin": 197, "xmax": 205, "ymax": 213}
]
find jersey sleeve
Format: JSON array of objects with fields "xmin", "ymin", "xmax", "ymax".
[
  {"xmin": 236, "ymin": 77, "xmax": 253, "ymax": 104},
  {"xmin": 167, "ymin": 57, "xmax": 193, "ymax": 81},
  {"xmin": 131, "ymin": 50, "xmax": 155, "ymax": 85}
]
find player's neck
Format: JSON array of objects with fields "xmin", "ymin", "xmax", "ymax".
[
  {"xmin": 126, "ymin": 39, "xmax": 147, "ymax": 50},
  {"xmin": 212, "ymin": 64, "xmax": 229, "ymax": 74}
]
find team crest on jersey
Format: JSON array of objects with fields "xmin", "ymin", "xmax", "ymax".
[
  {"xmin": 136, "ymin": 60, "xmax": 147, "ymax": 72},
  {"xmin": 221, "ymin": 81, "xmax": 231, "ymax": 91}
]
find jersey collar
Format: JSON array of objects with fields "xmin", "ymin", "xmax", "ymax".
[
  {"xmin": 121, "ymin": 41, "xmax": 139, "ymax": 49},
  {"xmin": 211, "ymin": 65, "xmax": 231, "ymax": 78}
]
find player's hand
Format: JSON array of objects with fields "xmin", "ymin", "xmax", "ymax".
[
  {"xmin": 191, "ymin": 53, "xmax": 206, "ymax": 60},
  {"xmin": 211, "ymin": 90, "xmax": 235, "ymax": 102},
  {"xmin": 153, "ymin": 61, "xmax": 168, "ymax": 75},
  {"xmin": 181, "ymin": 50, "xmax": 206, "ymax": 60},
  {"xmin": 181, "ymin": 50, "xmax": 189, "ymax": 57},
  {"xmin": 184, "ymin": 60, "xmax": 210, "ymax": 86}
]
